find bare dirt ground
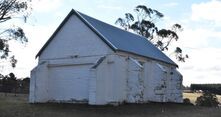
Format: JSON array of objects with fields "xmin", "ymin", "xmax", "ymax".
[{"xmin": 0, "ymin": 93, "xmax": 221, "ymax": 117}]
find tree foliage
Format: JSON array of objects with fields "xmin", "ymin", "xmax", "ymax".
[
  {"xmin": 195, "ymin": 91, "xmax": 219, "ymax": 107},
  {"xmin": 190, "ymin": 84, "xmax": 221, "ymax": 95},
  {"xmin": 0, "ymin": 0, "xmax": 31, "ymax": 68},
  {"xmin": 0, "ymin": 73, "xmax": 30, "ymax": 94},
  {"xmin": 116, "ymin": 5, "xmax": 188, "ymax": 62},
  {"xmin": 0, "ymin": 72, "xmax": 17, "ymax": 94}
]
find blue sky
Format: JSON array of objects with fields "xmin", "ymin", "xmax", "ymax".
[{"xmin": 2, "ymin": 0, "xmax": 221, "ymax": 86}]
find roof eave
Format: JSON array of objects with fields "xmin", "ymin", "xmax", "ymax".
[
  {"xmin": 35, "ymin": 9, "xmax": 178, "ymax": 68},
  {"xmin": 35, "ymin": 9, "xmax": 75, "ymax": 58},
  {"xmin": 116, "ymin": 50, "xmax": 178, "ymax": 68}
]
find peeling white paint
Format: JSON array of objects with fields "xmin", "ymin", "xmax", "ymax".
[
  {"xmin": 30, "ymin": 54, "xmax": 183, "ymax": 105},
  {"xmin": 29, "ymin": 12, "xmax": 183, "ymax": 105},
  {"xmin": 127, "ymin": 57, "xmax": 144, "ymax": 103}
]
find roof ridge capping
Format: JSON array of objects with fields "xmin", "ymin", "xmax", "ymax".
[
  {"xmin": 36, "ymin": 9, "xmax": 178, "ymax": 67},
  {"xmin": 73, "ymin": 9, "xmax": 118, "ymax": 51},
  {"xmin": 74, "ymin": 9, "xmax": 147, "ymax": 40},
  {"xmin": 74, "ymin": 9, "xmax": 177, "ymax": 67}
]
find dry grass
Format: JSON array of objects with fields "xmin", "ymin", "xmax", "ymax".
[
  {"xmin": 183, "ymin": 93, "xmax": 221, "ymax": 104},
  {"xmin": 0, "ymin": 93, "xmax": 221, "ymax": 117}
]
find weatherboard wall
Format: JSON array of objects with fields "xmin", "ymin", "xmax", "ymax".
[
  {"xmin": 29, "ymin": 62, "xmax": 49, "ymax": 103},
  {"xmin": 92, "ymin": 55, "xmax": 127, "ymax": 105},
  {"xmin": 30, "ymin": 10, "xmax": 183, "ymax": 104},
  {"xmin": 38, "ymin": 13, "xmax": 113, "ymax": 61},
  {"xmin": 30, "ymin": 53, "xmax": 183, "ymax": 104}
]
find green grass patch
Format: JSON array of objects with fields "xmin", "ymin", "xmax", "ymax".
[{"xmin": 0, "ymin": 93, "xmax": 221, "ymax": 117}]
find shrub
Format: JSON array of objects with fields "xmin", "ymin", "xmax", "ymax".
[
  {"xmin": 195, "ymin": 92, "xmax": 219, "ymax": 107},
  {"xmin": 183, "ymin": 98, "xmax": 193, "ymax": 105}
]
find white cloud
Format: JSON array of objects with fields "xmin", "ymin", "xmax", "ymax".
[
  {"xmin": 32, "ymin": 0, "xmax": 62, "ymax": 13},
  {"xmin": 167, "ymin": 0, "xmax": 221, "ymax": 85},
  {"xmin": 174, "ymin": 25, "xmax": 221, "ymax": 85},
  {"xmin": 191, "ymin": 0, "xmax": 221, "ymax": 26},
  {"xmin": 150, "ymin": 19, "xmax": 221, "ymax": 86},
  {"xmin": 178, "ymin": 28, "xmax": 221, "ymax": 49},
  {"xmin": 179, "ymin": 48, "xmax": 221, "ymax": 86}
]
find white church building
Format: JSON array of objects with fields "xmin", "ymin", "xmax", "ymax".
[{"xmin": 29, "ymin": 9, "xmax": 183, "ymax": 105}]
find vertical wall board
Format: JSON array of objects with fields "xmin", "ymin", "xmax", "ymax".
[
  {"xmin": 105, "ymin": 60, "xmax": 115, "ymax": 103},
  {"xmin": 143, "ymin": 61, "xmax": 152, "ymax": 101},
  {"xmin": 33, "ymin": 62, "xmax": 49, "ymax": 102},
  {"xmin": 169, "ymin": 69, "xmax": 183, "ymax": 103},
  {"xmin": 145, "ymin": 61, "xmax": 155, "ymax": 101},
  {"xmin": 89, "ymin": 69, "xmax": 97, "ymax": 105},
  {"xmin": 29, "ymin": 67, "xmax": 37, "ymax": 103},
  {"xmin": 48, "ymin": 65, "xmax": 90, "ymax": 102},
  {"xmin": 145, "ymin": 62, "xmax": 167, "ymax": 102},
  {"xmin": 114, "ymin": 55, "xmax": 128, "ymax": 102},
  {"xmin": 165, "ymin": 68, "xmax": 174, "ymax": 102},
  {"xmin": 94, "ymin": 55, "xmax": 127, "ymax": 105},
  {"xmin": 126, "ymin": 57, "xmax": 144, "ymax": 103},
  {"xmin": 94, "ymin": 58, "xmax": 108, "ymax": 105}
]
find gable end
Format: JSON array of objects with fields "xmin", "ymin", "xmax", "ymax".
[{"xmin": 36, "ymin": 9, "xmax": 117, "ymax": 58}]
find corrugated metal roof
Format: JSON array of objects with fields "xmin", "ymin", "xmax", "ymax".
[
  {"xmin": 77, "ymin": 11, "xmax": 177, "ymax": 66},
  {"xmin": 36, "ymin": 9, "xmax": 177, "ymax": 67}
]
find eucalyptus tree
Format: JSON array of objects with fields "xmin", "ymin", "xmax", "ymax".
[
  {"xmin": 116, "ymin": 5, "xmax": 188, "ymax": 62},
  {"xmin": 0, "ymin": 0, "xmax": 32, "ymax": 68}
]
